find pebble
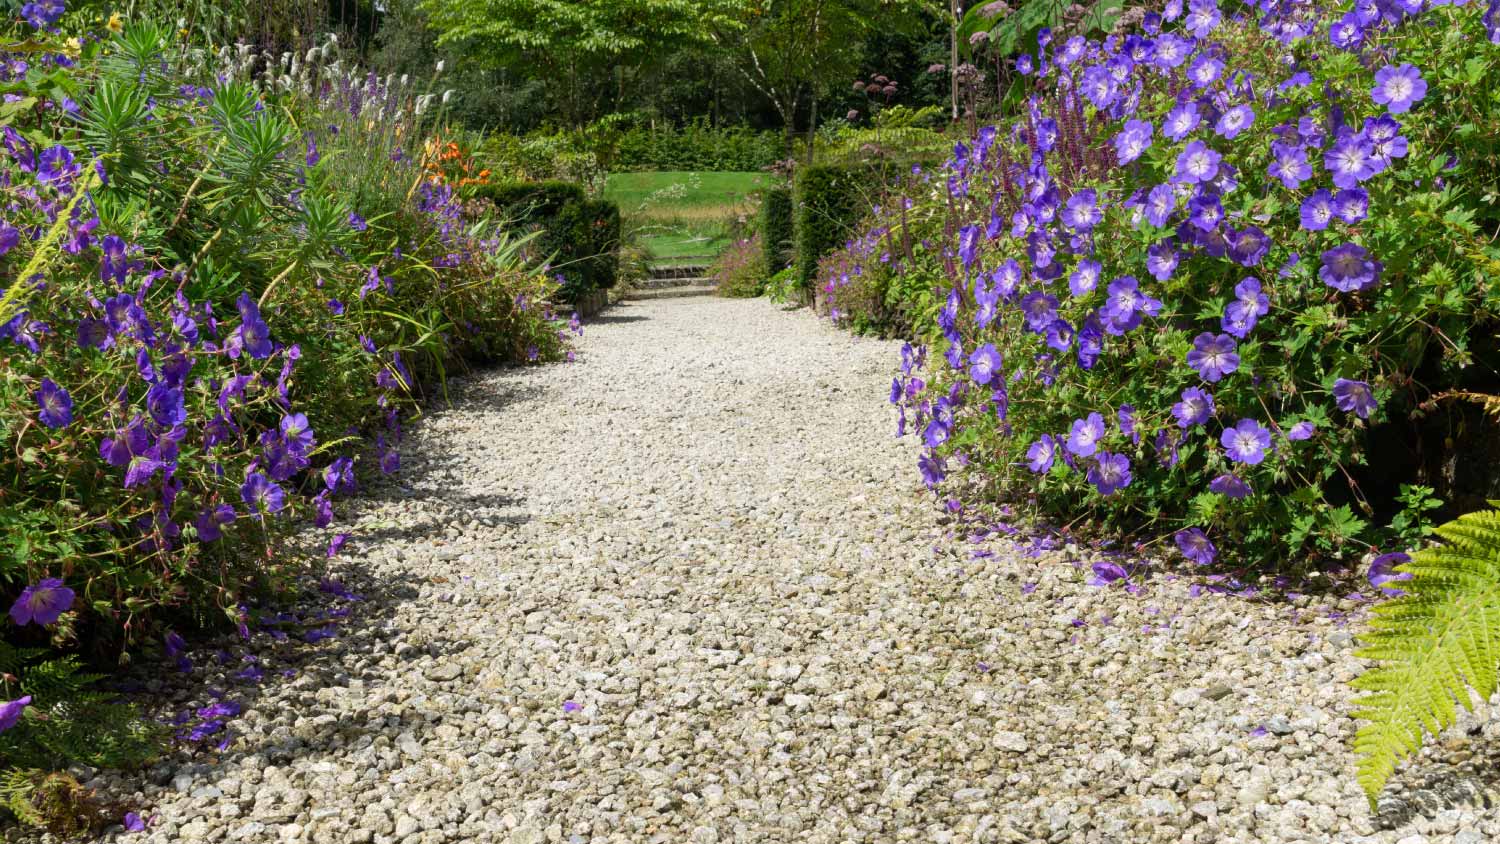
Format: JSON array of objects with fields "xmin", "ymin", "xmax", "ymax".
[{"xmin": 43, "ymin": 298, "xmax": 1500, "ymax": 844}]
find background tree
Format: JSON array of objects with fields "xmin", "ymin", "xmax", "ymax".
[
  {"xmin": 714, "ymin": 0, "xmax": 927, "ymax": 162},
  {"xmin": 417, "ymin": 0, "xmax": 749, "ymax": 126}
]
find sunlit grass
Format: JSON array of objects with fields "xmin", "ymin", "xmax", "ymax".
[{"xmin": 604, "ymin": 171, "xmax": 770, "ymax": 264}]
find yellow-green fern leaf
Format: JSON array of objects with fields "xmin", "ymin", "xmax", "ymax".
[{"xmin": 1351, "ymin": 502, "xmax": 1500, "ymax": 808}]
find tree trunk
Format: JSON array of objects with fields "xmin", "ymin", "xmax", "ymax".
[
  {"xmin": 950, "ymin": 0, "xmax": 960, "ymax": 123},
  {"xmin": 805, "ymin": 93, "xmax": 818, "ymax": 168}
]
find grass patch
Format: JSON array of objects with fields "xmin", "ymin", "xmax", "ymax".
[{"xmin": 603, "ymin": 171, "xmax": 770, "ymax": 265}]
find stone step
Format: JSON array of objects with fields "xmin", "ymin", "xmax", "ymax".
[
  {"xmin": 638, "ymin": 276, "xmax": 712, "ymax": 290},
  {"xmin": 651, "ymin": 265, "xmax": 711, "ymax": 280},
  {"xmin": 625, "ymin": 285, "xmax": 718, "ymax": 300}
]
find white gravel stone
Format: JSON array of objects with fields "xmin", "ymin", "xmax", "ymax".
[{"xmin": 37, "ymin": 297, "xmax": 1500, "ymax": 844}]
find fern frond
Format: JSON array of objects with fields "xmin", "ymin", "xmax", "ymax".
[{"xmin": 1351, "ymin": 504, "xmax": 1500, "ymax": 808}]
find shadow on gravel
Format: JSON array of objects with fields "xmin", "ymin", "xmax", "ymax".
[
  {"xmin": 586, "ymin": 312, "xmax": 650, "ymax": 326},
  {"xmin": 91, "ymin": 413, "xmax": 491, "ymax": 826},
  {"xmin": 1375, "ymin": 728, "xmax": 1500, "ymax": 827}
]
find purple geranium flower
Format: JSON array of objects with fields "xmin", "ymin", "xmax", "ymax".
[
  {"xmin": 1187, "ymin": 332, "xmax": 1239, "ymax": 382},
  {"xmin": 1183, "ymin": 0, "xmax": 1220, "ymax": 37},
  {"xmin": 1333, "ymin": 188, "xmax": 1369, "ymax": 224},
  {"xmin": 1226, "ymin": 227, "xmax": 1271, "ymax": 268},
  {"xmin": 1333, "ymin": 378, "xmax": 1378, "ymax": 419},
  {"xmin": 1100, "ymin": 276, "xmax": 1161, "ymax": 334},
  {"xmin": 1267, "ymin": 142, "xmax": 1312, "ymax": 189},
  {"xmin": 0, "ymin": 696, "xmax": 31, "ymax": 732},
  {"xmin": 1287, "ymin": 421, "xmax": 1316, "ymax": 441},
  {"xmin": 1067, "ymin": 413, "xmax": 1107, "ymax": 457},
  {"xmin": 1069, "ymin": 260, "xmax": 1101, "ymax": 297},
  {"xmin": 1088, "ymin": 561, "xmax": 1130, "ymax": 586},
  {"xmin": 1145, "ymin": 183, "xmax": 1176, "ymax": 228},
  {"xmin": 1210, "ymin": 473, "xmax": 1252, "ymax": 498},
  {"xmin": 1063, "ymin": 189, "xmax": 1103, "ymax": 233},
  {"xmin": 195, "ymin": 505, "xmax": 237, "ymax": 542},
  {"xmin": 1222, "ymin": 418, "xmax": 1272, "ymax": 465},
  {"xmin": 1026, "ymin": 435, "xmax": 1057, "ymax": 474},
  {"xmin": 1113, "ymin": 120, "xmax": 1153, "ymax": 165},
  {"xmin": 35, "ymin": 144, "xmax": 75, "ymax": 184},
  {"xmin": 969, "ymin": 344, "xmax": 1002, "ymax": 385},
  {"xmin": 1175, "ymin": 528, "xmax": 1217, "ymax": 565},
  {"xmin": 241, "ymin": 473, "xmax": 286, "ymax": 515},
  {"xmin": 1172, "ymin": 387, "xmax": 1215, "ymax": 427},
  {"xmin": 1319, "ymin": 243, "xmax": 1381, "ymax": 292},
  {"xmin": 9, "ymin": 578, "xmax": 74, "ymax": 626},
  {"xmin": 1368, "ymin": 552, "xmax": 1413, "ymax": 597},
  {"xmin": 34, "ymin": 378, "xmax": 72, "ymax": 428},
  {"xmin": 1371, "ymin": 63, "xmax": 1427, "ymax": 114},
  {"xmin": 1020, "ymin": 292, "xmax": 1060, "ymax": 332},
  {"xmin": 1175, "ymin": 141, "xmax": 1222, "ymax": 184},
  {"xmin": 233, "ymin": 293, "xmax": 274, "ymax": 359},
  {"xmin": 1188, "ymin": 194, "xmax": 1223, "ymax": 232},
  {"xmin": 1214, "ymin": 104, "xmax": 1255, "ymax": 139},
  {"xmin": 1300, "ymin": 189, "xmax": 1335, "ymax": 231},
  {"xmin": 1088, "ymin": 452, "xmax": 1132, "ymax": 495},
  {"xmin": 1146, "ymin": 243, "xmax": 1179, "ymax": 281},
  {"xmin": 1188, "ymin": 53, "xmax": 1224, "ymax": 88},
  {"xmin": 1325, "ymin": 132, "xmax": 1375, "ymax": 188},
  {"xmin": 1163, "ymin": 102, "xmax": 1200, "ymax": 141}
]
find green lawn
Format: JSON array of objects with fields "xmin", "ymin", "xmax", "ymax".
[{"xmin": 603, "ymin": 171, "xmax": 771, "ymax": 264}]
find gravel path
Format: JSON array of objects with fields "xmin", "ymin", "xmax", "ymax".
[{"xmin": 80, "ymin": 297, "xmax": 1498, "ymax": 844}]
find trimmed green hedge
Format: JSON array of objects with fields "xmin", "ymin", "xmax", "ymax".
[
  {"xmin": 612, "ymin": 120, "xmax": 786, "ymax": 172},
  {"xmin": 579, "ymin": 198, "xmax": 622, "ymax": 290},
  {"xmin": 794, "ymin": 166, "xmax": 869, "ymax": 292},
  {"xmin": 761, "ymin": 186, "xmax": 793, "ymax": 275},
  {"xmin": 472, "ymin": 181, "xmax": 621, "ymax": 296}
]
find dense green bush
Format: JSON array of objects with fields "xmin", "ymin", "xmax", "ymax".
[
  {"xmin": 578, "ymin": 199, "xmax": 623, "ymax": 290},
  {"xmin": 760, "ymin": 187, "xmax": 794, "ymax": 274},
  {"xmin": 613, "ymin": 120, "xmax": 786, "ymax": 172},
  {"xmin": 470, "ymin": 182, "xmax": 621, "ymax": 297},
  {"xmin": 472, "ymin": 180, "xmax": 588, "ymax": 218},
  {"xmin": 711, "ymin": 235, "xmax": 768, "ymax": 298},
  {"xmin": 794, "ymin": 166, "xmax": 872, "ymax": 292}
]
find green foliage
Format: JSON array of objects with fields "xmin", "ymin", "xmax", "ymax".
[
  {"xmin": 1353, "ymin": 503, "xmax": 1500, "ymax": 806},
  {"xmin": 711, "ymin": 235, "xmax": 768, "ymax": 298},
  {"xmin": 612, "ymin": 120, "xmax": 786, "ymax": 172},
  {"xmin": 761, "ymin": 186, "xmax": 794, "ymax": 274},
  {"xmin": 0, "ymin": 769, "xmax": 127, "ymax": 838},
  {"xmin": 419, "ymin": 0, "xmax": 746, "ymax": 61},
  {"xmin": 0, "ymin": 642, "xmax": 159, "ymax": 778},
  {"xmin": 822, "ymin": 4, "xmax": 1500, "ymax": 571},
  {"xmin": 578, "ymin": 199, "xmax": 623, "ymax": 290},
  {"xmin": 794, "ymin": 165, "xmax": 872, "ymax": 291},
  {"xmin": 470, "ymin": 182, "xmax": 621, "ymax": 297},
  {"xmin": 958, "ymin": 0, "xmax": 1124, "ymax": 59},
  {"xmin": 764, "ymin": 266, "xmax": 801, "ymax": 305}
]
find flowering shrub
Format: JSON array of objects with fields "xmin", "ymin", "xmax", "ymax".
[
  {"xmin": 710, "ymin": 234, "xmax": 767, "ymax": 298},
  {"xmin": 835, "ymin": 0, "xmax": 1500, "ymax": 572},
  {"xmin": 0, "ymin": 10, "xmax": 568, "ymax": 805}
]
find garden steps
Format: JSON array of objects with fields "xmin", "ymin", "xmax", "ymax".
[
  {"xmin": 626, "ymin": 284, "xmax": 718, "ymax": 300},
  {"xmin": 625, "ymin": 261, "xmax": 719, "ymax": 300}
]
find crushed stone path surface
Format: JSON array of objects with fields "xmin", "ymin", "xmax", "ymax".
[{"xmin": 81, "ymin": 297, "xmax": 1496, "ymax": 844}]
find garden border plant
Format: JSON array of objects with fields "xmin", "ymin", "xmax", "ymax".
[
  {"xmin": 0, "ymin": 10, "xmax": 574, "ymax": 828},
  {"xmin": 815, "ymin": 0, "xmax": 1500, "ymax": 803}
]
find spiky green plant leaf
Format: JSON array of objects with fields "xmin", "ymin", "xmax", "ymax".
[{"xmin": 1351, "ymin": 501, "xmax": 1500, "ymax": 807}]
